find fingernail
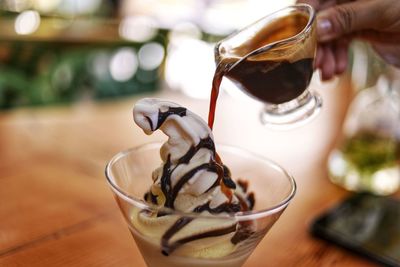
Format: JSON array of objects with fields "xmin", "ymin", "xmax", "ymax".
[{"xmin": 317, "ymin": 18, "xmax": 333, "ymax": 37}]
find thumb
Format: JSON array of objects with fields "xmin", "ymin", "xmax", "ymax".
[{"xmin": 317, "ymin": 0, "xmax": 380, "ymax": 42}]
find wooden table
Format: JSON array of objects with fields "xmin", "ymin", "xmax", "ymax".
[{"xmin": 0, "ymin": 77, "xmax": 381, "ymax": 266}]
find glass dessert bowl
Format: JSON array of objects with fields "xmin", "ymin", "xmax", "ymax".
[{"xmin": 106, "ymin": 143, "xmax": 296, "ymax": 267}]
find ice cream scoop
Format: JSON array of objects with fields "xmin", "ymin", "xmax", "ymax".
[{"xmin": 132, "ymin": 98, "xmax": 254, "ymax": 257}]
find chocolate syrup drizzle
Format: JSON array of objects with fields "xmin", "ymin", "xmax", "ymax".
[
  {"xmin": 161, "ymin": 217, "xmax": 237, "ymax": 256},
  {"xmin": 193, "ymin": 202, "xmax": 241, "ymax": 213},
  {"xmin": 157, "ymin": 107, "xmax": 187, "ymax": 130},
  {"xmin": 143, "ymin": 107, "xmax": 255, "ymax": 256}
]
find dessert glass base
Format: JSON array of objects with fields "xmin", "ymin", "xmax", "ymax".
[
  {"xmin": 131, "ymin": 228, "xmax": 251, "ymax": 267},
  {"xmin": 106, "ymin": 143, "xmax": 296, "ymax": 267},
  {"xmin": 260, "ymin": 90, "xmax": 322, "ymax": 130}
]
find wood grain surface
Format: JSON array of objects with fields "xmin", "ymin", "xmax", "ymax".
[{"xmin": 0, "ymin": 77, "xmax": 382, "ymax": 266}]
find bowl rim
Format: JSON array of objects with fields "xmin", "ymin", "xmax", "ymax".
[{"xmin": 105, "ymin": 142, "xmax": 297, "ymax": 220}]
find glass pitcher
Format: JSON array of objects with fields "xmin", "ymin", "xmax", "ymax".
[{"xmin": 214, "ymin": 4, "xmax": 320, "ymax": 129}]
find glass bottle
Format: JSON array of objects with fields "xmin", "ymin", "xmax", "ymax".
[{"xmin": 328, "ymin": 73, "xmax": 400, "ymax": 195}]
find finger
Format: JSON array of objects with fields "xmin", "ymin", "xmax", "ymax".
[
  {"xmin": 296, "ymin": 0, "xmax": 322, "ymax": 9},
  {"xmin": 316, "ymin": 0, "xmax": 382, "ymax": 42},
  {"xmin": 296, "ymin": 0, "xmax": 337, "ymax": 10},
  {"xmin": 333, "ymin": 40, "xmax": 349, "ymax": 74},
  {"xmin": 315, "ymin": 44, "xmax": 324, "ymax": 69},
  {"xmin": 354, "ymin": 30, "xmax": 400, "ymax": 44},
  {"xmin": 296, "ymin": 0, "xmax": 351, "ymax": 11},
  {"xmin": 319, "ymin": 0, "xmax": 341, "ymax": 10},
  {"xmin": 320, "ymin": 45, "xmax": 336, "ymax": 80}
]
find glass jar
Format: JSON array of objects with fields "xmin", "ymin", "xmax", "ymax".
[{"xmin": 328, "ymin": 73, "xmax": 400, "ymax": 195}]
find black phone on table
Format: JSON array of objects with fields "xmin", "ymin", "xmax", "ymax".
[{"xmin": 310, "ymin": 193, "xmax": 400, "ymax": 267}]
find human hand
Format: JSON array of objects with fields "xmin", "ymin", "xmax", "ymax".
[{"xmin": 297, "ymin": 0, "xmax": 400, "ymax": 80}]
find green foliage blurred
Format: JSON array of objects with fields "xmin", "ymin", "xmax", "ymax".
[{"xmin": 0, "ymin": 30, "xmax": 168, "ymax": 109}]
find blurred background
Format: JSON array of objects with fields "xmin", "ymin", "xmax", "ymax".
[
  {"xmin": 1, "ymin": 2, "xmax": 400, "ymax": 266},
  {"xmin": 0, "ymin": 0, "xmax": 396, "ymax": 186},
  {"xmin": 0, "ymin": 0, "xmax": 298, "ymax": 109},
  {"xmin": 2, "ymin": 0, "xmax": 396, "ymax": 188}
]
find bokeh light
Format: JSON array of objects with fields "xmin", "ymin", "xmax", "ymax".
[
  {"xmin": 32, "ymin": 0, "xmax": 61, "ymax": 13},
  {"xmin": 119, "ymin": 16, "xmax": 157, "ymax": 43},
  {"xmin": 168, "ymin": 22, "xmax": 202, "ymax": 45},
  {"xmin": 14, "ymin": 10, "xmax": 41, "ymax": 35},
  {"xmin": 57, "ymin": 0, "xmax": 101, "ymax": 15},
  {"xmin": 138, "ymin": 42, "xmax": 165, "ymax": 71},
  {"xmin": 90, "ymin": 52, "xmax": 110, "ymax": 81},
  {"xmin": 165, "ymin": 38, "xmax": 214, "ymax": 99},
  {"xmin": 109, "ymin": 48, "xmax": 138, "ymax": 82}
]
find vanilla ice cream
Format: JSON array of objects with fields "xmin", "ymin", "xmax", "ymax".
[{"xmin": 131, "ymin": 98, "xmax": 255, "ymax": 266}]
